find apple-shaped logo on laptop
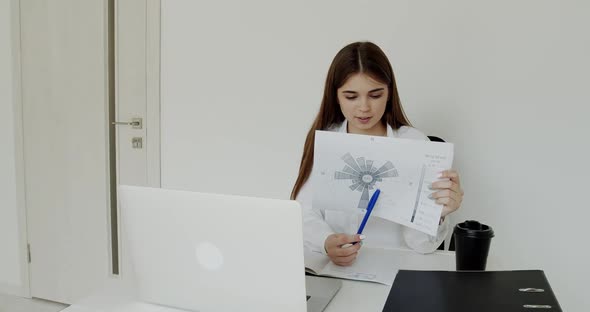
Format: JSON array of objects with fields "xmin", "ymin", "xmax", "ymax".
[{"xmin": 195, "ymin": 242, "xmax": 224, "ymax": 271}]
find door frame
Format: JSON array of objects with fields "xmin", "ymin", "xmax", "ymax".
[
  {"xmin": 111, "ymin": 0, "xmax": 161, "ymax": 277},
  {"xmin": 146, "ymin": 0, "xmax": 161, "ymax": 189},
  {"xmin": 6, "ymin": 0, "xmax": 31, "ymax": 298}
]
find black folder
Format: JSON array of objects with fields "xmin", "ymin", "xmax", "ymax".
[{"xmin": 383, "ymin": 270, "xmax": 562, "ymax": 312}]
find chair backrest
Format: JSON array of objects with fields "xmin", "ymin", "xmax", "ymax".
[
  {"xmin": 428, "ymin": 135, "xmax": 456, "ymax": 252},
  {"xmin": 427, "ymin": 135, "xmax": 446, "ymax": 142}
]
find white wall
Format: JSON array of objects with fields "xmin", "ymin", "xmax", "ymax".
[
  {"xmin": 0, "ymin": 0, "xmax": 28, "ymax": 297},
  {"xmin": 160, "ymin": 1, "xmax": 589, "ymax": 310}
]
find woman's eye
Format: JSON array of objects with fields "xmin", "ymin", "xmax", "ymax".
[
  {"xmin": 370, "ymin": 94, "xmax": 383, "ymax": 99},
  {"xmin": 345, "ymin": 96, "xmax": 357, "ymax": 100}
]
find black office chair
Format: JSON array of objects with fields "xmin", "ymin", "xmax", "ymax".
[
  {"xmin": 428, "ymin": 135, "xmax": 456, "ymax": 251},
  {"xmin": 427, "ymin": 135, "xmax": 445, "ymax": 143}
]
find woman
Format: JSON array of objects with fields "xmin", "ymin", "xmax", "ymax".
[{"xmin": 291, "ymin": 41, "xmax": 464, "ymax": 266}]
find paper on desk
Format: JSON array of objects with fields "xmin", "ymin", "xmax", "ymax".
[
  {"xmin": 304, "ymin": 247, "xmax": 402, "ymax": 285},
  {"xmin": 304, "ymin": 247, "xmax": 331, "ymax": 275},
  {"xmin": 313, "ymin": 131, "xmax": 454, "ymax": 236}
]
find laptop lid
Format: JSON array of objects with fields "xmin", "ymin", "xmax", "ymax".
[{"xmin": 119, "ymin": 185, "xmax": 307, "ymax": 312}]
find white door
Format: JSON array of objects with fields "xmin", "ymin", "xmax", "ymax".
[
  {"xmin": 19, "ymin": 0, "xmax": 160, "ymax": 303},
  {"xmin": 20, "ymin": 0, "xmax": 111, "ymax": 303}
]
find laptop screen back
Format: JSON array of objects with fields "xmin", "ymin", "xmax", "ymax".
[{"xmin": 119, "ymin": 185, "xmax": 307, "ymax": 312}]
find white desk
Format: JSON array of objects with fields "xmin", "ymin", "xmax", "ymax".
[{"xmin": 62, "ymin": 249, "xmax": 455, "ymax": 312}]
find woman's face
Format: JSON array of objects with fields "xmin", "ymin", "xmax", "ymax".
[{"xmin": 337, "ymin": 73, "xmax": 388, "ymax": 136}]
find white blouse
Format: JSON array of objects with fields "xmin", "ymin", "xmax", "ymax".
[{"xmin": 296, "ymin": 120, "xmax": 450, "ymax": 255}]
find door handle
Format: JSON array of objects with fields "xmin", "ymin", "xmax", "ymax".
[{"xmin": 112, "ymin": 117, "xmax": 142, "ymax": 129}]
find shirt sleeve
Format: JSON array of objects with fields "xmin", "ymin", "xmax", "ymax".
[
  {"xmin": 402, "ymin": 216, "xmax": 451, "ymax": 254},
  {"xmin": 296, "ymin": 179, "xmax": 335, "ymax": 255}
]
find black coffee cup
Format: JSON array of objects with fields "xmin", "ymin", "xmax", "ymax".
[{"xmin": 453, "ymin": 220, "xmax": 494, "ymax": 271}]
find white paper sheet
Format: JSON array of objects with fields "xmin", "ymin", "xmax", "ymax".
[
  {"xmin": 313, "ymin": 131, "xmax": 454, "ymax": 236},
  {"xmin": 304, "ymin": 246, "xmax": 456, "ymax": 285}
]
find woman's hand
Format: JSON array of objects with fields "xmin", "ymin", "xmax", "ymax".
[
  {"xmin": 324, "ymin": 233, "xmax": 364, "ymax": 266},
  {"xmin": 431, "ymin": 170, "xmax": 464, "ymax": 217}
]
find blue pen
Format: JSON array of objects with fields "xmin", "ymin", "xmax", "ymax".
[{"xmin": 342, "ymin": 189, "xmax": 381, "ymax": 248}]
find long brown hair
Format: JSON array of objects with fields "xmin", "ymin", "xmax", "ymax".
[{"xmin": 290, "ymin": 41, "xmax": 412, "ymax": 200}]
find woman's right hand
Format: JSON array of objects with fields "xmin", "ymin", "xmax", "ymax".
[{"xmin": 324, "ymin": 233, "xmax": 364, "ymax": 266}]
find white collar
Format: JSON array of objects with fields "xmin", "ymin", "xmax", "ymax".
[{"xmin": 337, "ymin": 119, "xmax": 394, "ymax": 137}]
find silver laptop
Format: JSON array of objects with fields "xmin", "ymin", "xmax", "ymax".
[{"xmin": 119, "ymin": 185, "xmax": 341, "ymax": 312}]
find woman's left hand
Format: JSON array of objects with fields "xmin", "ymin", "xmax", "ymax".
[{"xmin": 431, "ymin": 170, "xmax": 464, "ymax": 217}]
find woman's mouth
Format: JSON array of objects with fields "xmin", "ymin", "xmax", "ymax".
[{"xmin": 357, "ymin": 116, "xmax": 372, "ymax": 124}]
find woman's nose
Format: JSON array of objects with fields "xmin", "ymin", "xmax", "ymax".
[{"xmin": 358, "ymin": 97, "xmax": 370, "ymax": 111}]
